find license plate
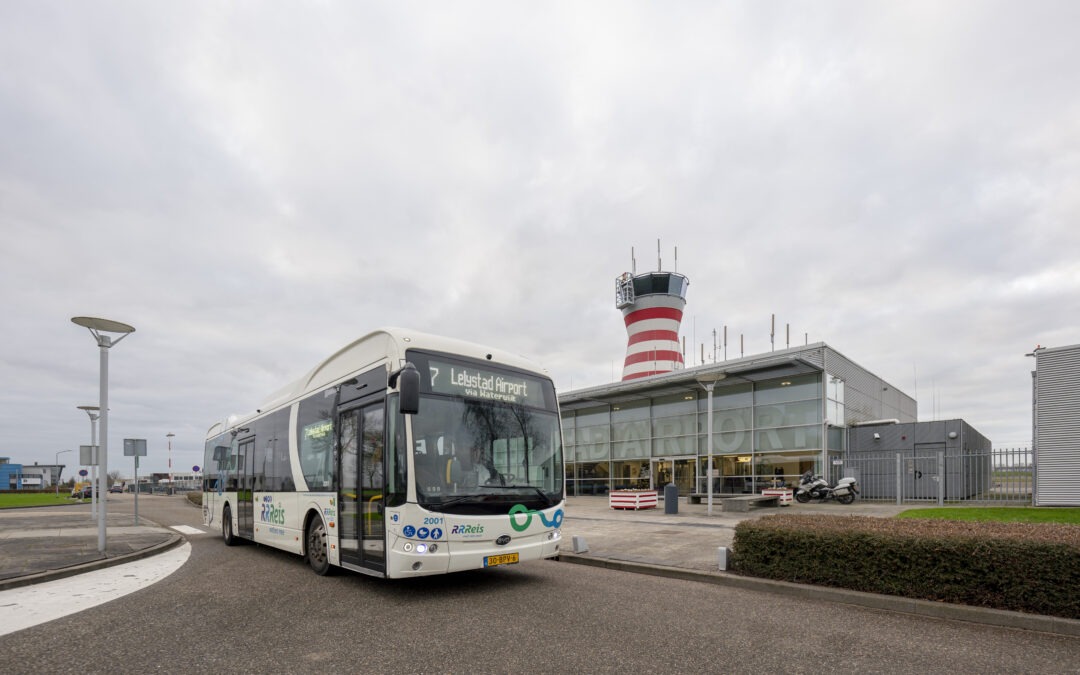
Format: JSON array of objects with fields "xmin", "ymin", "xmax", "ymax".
[{"xmin": 484, "ymin": 552, "xmax": 519, "ymax": 567}]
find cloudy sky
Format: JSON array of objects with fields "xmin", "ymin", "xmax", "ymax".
[{"xmin": 2, "ymin": 2, "xmax": 1077, "ymax": 478}]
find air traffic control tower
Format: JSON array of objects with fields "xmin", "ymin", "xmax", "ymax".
[{"xmin": 615, "ymin": 263, "xmax": 689, "ymax": 381}]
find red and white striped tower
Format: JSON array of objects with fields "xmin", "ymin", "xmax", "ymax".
[{"xmin": 616, "ymin": 265, "xmax": 689, "ymax": 381}]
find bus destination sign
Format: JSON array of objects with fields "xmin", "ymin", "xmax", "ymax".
[{"xmin": 428, "ymin": 360, "xmax": 543, "ymax": 406}]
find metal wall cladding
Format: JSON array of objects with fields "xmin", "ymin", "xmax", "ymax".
[
  {"xmin": 845, "ymin": 420, "xmax": 996, "ymax": 501},
  {"xmin": 848, "ymin": 420, "xmax": 992, "ymax": 455},
  {"xmin": 822, "ymin": 349, "xmax": 917, "ymax": 424},
  {"xmin": 1035, "ymin": 344, "xmax": 1080, "ymax": 506}
]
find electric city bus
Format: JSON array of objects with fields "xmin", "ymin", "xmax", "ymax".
[{"xmin": 203, "ymin": 328, "xmax": 565, "ymax": 579}]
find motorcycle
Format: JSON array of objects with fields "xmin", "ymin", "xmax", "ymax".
[{"xmin": 795, "ymin": 470, "xmax": 859, "ymax": 504}]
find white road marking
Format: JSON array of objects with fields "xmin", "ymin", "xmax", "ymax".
[
  {"xmin": 170, "ymin": 525, "xmax": 206, "ymax": 535},
  {"xmin": 0, "ymin": 542, "xmax": 191, "ymax": 637}
]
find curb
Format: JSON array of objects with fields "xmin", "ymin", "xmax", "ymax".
[{"xmin": 558, "ymin": 553, "xmax": 1080, "ymax": 638}]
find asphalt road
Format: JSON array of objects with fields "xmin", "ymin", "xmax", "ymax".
[{"xmin": 4, "ymin": 495, "xmax": 1077, "ymax": 674}]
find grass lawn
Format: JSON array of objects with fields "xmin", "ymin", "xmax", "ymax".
[
  {"xmin": 897, "ymin": 506, "xmax": 1080, "ymax": 525},
  {"xmin": 0, "ymin": 492, "xmax": 84, "ymax": 509}
]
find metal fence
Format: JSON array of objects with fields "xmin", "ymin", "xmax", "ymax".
[{"xmin": 839, "ymin": 447, "xmax": 1032, "ymax": 505}]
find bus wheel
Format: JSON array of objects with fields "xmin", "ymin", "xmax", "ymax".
[
  {"xmin": 222, "ymin": 504, "xmax": 237, "ymax": 546},
  {"xmin": 306, "ymin": 516, "xmax": 331, "ymax": 576}
]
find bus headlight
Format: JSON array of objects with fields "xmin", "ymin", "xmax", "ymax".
[{"xmin": 416, "ymin": 543, "xmax": 427, "ymax": 554}]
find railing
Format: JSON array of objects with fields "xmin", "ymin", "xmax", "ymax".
[{"xmin": 838, "ymin": 447, "xmax": 1032, "ymax": 505}]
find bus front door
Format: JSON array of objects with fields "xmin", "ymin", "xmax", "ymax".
[
  {"xmin": 237, "ymin": 437, "xmax": 255, "ymax": 538},
  {"xmin": 338, "ymin": 403, "xmax": 386, "ymax": 572}
]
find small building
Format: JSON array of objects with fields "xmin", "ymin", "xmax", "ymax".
[
  {"xmin": 1032, "ymin": 343, "xmax": 1080, "ymax": 506},
  {"xmin": 20, "ymin": 463, "xmax": 67, "ymax": 489},
  {"xmin": 0, "ymin": 457, "xmax": 24, "ymax": 490},
  {"xmin": 845, "ymin": 419, "xmax": 993, "ymax": 500},
  {"xmin": 558, "ymin": 343, "xmax": 916, "ymax": 496}
]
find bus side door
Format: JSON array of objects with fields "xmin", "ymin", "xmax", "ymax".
[
  {"xmin": 338, "ymin": 402, "xmax": 386, "ymax": 572},
  {"xmin": 237, "ymin": 436, "xmax": 255, "ymax": 538}
]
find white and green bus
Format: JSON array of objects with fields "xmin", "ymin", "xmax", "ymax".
[{"xmin": 203, "ymin": 328, "xmax": 565, "ymax": 579}]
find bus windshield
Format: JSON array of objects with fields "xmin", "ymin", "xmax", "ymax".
[{"xmin": 411, "ymin": 395, "xmax": 563, "ymax": 515}]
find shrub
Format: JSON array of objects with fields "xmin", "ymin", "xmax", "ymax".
[{"xmin": 730, "ymin": 515, "xmax": 1080, "ymax": 619}]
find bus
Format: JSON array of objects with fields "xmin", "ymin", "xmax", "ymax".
[{"xmin": 203, "ymin": 328, "xmax": 565, "ymax": 579}]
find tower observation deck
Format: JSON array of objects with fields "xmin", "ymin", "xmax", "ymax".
[{"xmin": 615, "ymin": 270, "xmax": 689, "ymax": 381}]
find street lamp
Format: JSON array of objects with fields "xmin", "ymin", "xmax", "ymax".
[
  {"xmin": 72, "ymin": 316, "xmax": 135, "ymax": 554},
  {"xmin": 167, "ymin": 432, "xmax": 175, "ymax": 490},
  {"xmin": 77, "ymin": 405, "xmax": 100, "ymax": 520},
  {"xmin": 54, "ymin": 449, "xmax": 72, "ymax": 496},
  {"xmin": 696, "ymin": 371, "xmax": 727, "ymax": 516}
]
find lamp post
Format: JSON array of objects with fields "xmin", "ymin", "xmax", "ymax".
[
  {"xmin": 54, "ymin": 449, "xmax": 72, "ymax": 496},
  {"xmin": 696, "ymin": 371, "xmax": 727, "ymax": 516},
  {"xmin": 77, "ymin": 405, "xmax": 100, "ymax": 520},
  {"xmin": 72, "ymin": 316, "xmax": 135, "ymax": 554},
  {"xmin": 167, "ymin": 432, "xmax": 175, "ymax": 491}
]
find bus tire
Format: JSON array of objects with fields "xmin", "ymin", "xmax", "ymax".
[
  {"xmin": 306, "ymin": 515, "xmax": 332, "ymax": 576},
  {"xmin": 222, "ymin": 504, "xmax": 237, "ymax": 546}
]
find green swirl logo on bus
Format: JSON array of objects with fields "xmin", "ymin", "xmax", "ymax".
[{"xmin": 508, "ymin": 504, "xmax": 564, "ymax": 532}]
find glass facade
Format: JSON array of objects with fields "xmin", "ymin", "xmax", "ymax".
[{"xmin": 562, "ymin": 372, "xmax": 837, "ymax": 496}]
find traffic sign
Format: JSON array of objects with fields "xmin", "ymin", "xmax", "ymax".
[{"xmin": 123, "ymin": 438, "xmax": 147, "ymax": 456}]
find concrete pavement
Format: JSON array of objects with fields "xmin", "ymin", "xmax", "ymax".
[{"xmin": 0, "ymin": 500, "xmax": 181, "ymax": 591}]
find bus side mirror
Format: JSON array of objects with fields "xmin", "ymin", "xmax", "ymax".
[{"xmin": 394, "ymin": 362, "xmax": 420, "ymax": 415}]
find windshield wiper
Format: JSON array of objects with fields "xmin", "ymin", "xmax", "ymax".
[
  {"xmin": 425, "ymin": 494, "xmax": 486, "ymax": 510},
  {"xmin": 483, "ymin": 484, "xmax": 554, "ymax": 507}
]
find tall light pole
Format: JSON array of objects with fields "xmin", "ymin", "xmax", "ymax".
[
  {"xmin": 54, "ymin": 449, "xmax": 72, "ymax": 496},
  {"xmin": 697, "ymin": 372, "xmax": 727, "ymax": 516},
  {"xmin": 167, "ymin": 432, "xmax": 175, "ymax": 490},
  {"xmin": 72, "ymin": 316, "xmax": 135, "ymax": 554},
  {"xmin": 77, "ymin": 405, "xmax": 100, "ymax": 520}
]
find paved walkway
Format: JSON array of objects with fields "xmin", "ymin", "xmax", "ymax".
[
  {"xmin": 0, "ymin": 502, "xmax": 180, "ymax": 590},
  {"xmin": 560, "ymin": 494, "xmax": 908, "ymax": 572}
]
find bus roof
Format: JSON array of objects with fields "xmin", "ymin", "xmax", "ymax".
[{"xmin": 206, "ymin": 327, "xmax": 550, "ymax": 439}]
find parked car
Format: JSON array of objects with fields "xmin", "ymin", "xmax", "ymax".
[
  {"xmin": 108, "ymin": 484, "xmax": 123, "ymax": 493},
  {"xmin": 74, "ymin": 485, "xmax": 98, "ymax": 499}
]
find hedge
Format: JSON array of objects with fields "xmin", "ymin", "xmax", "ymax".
[{"xmin": 730, "ymin": 514, "xmax": 1080, "ymax": 619}]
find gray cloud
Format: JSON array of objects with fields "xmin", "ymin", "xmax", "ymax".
[{"xmin": 1, "ymin": 1, "xmax": 1076, "ymax": 474}]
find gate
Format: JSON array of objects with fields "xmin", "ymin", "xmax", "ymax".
[{"xmin": 840, "ymin": 447, "xmax": 1032, "ymax": 505}]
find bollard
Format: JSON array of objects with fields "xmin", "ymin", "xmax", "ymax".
[
  {"xmin": 717, "ymin": 546, "xmax": 728, "ymax": 571},
  {"xmin": 664, "ymin": 482, "xmax": 679, "ymax": 514},
  {"xmin": 572, "ymin": 536, "xmax": 589, "ymax": 553}
]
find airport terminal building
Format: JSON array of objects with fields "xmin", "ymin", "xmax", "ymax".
[{"xmin": 558, "ymin": 342, "xmax": 917, "ymax": 496}]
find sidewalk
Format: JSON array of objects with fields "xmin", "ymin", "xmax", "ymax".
[
  {"xmin": 0, "ymin": 502, "xmax": 181, "ymax": 591},
  {"xmin": 560, "ymin": 494, "xmax": 909, "ymax": 571},
  {"xmin": 559, "ymin": 495, "xmax": 1080, "ymax": 638}
]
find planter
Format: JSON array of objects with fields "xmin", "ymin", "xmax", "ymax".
[
  {"xmin": 609, "ymin": 490, "xmax": 658, "ymax": 510},
  {"xmin": 761, "ymin": 488, "xmax": 793, "ymax": 506}
]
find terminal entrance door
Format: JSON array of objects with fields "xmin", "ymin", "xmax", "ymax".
[{"xmin": 651, "ymin": 457, "xmax": 695, "ymax": 495}]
